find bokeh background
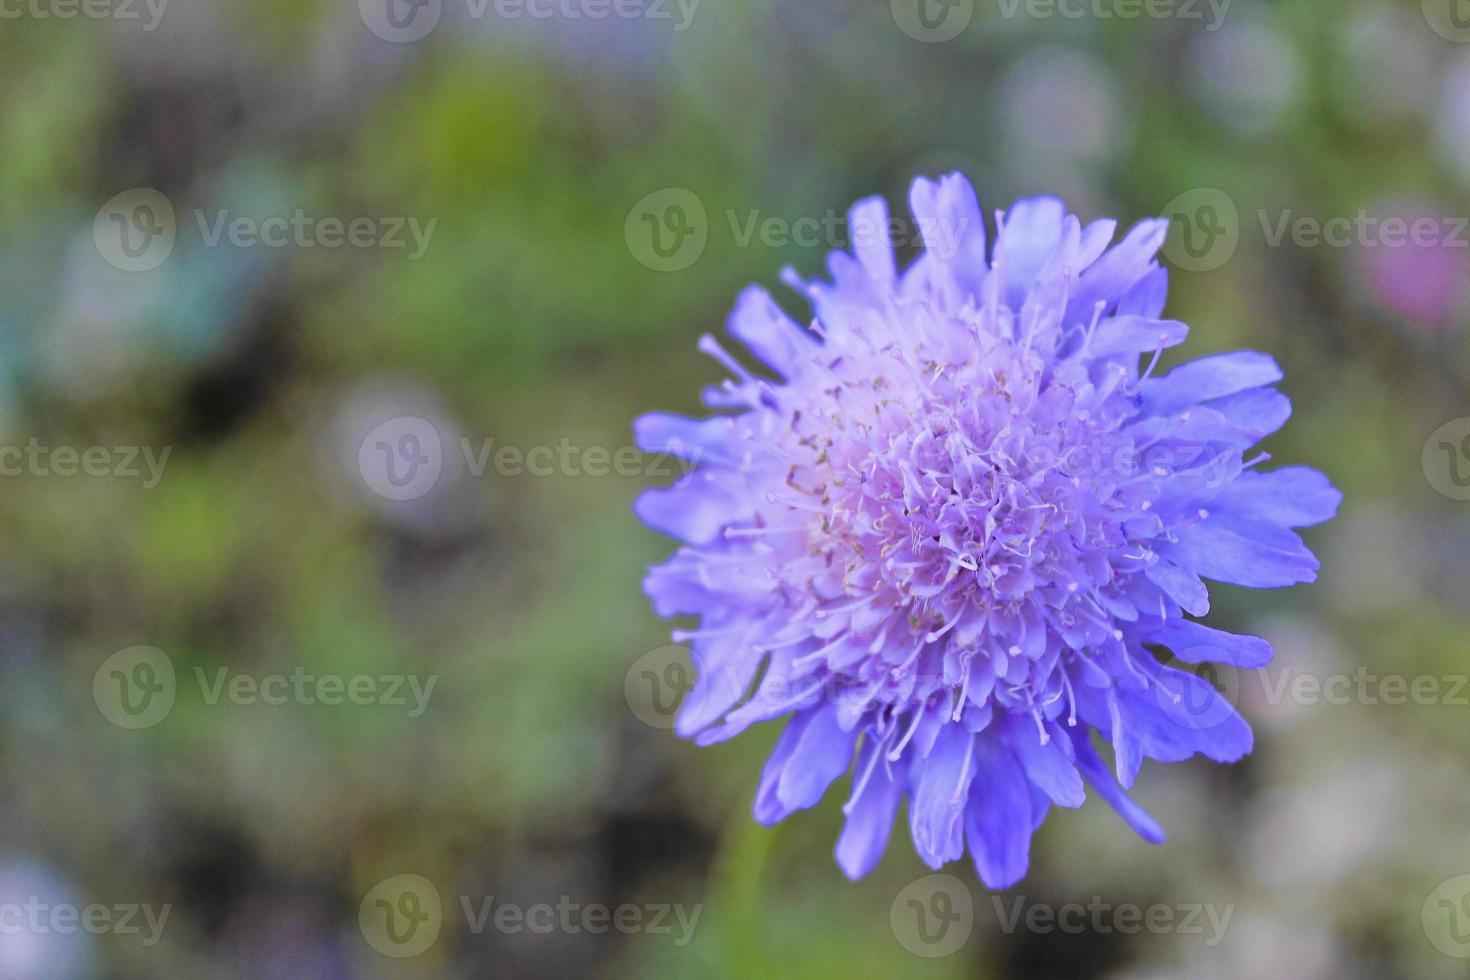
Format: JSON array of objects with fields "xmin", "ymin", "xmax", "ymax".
[{"xmin": 1, "ymin": 0, "xmax": 1469, "ymax": 976}]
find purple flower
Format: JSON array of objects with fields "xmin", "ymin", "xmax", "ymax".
[{"xmin": 633, "ymin": 174, "xmax": 1339, "ymax": 886}]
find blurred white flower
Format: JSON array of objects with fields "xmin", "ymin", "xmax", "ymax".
[
  {"xmin": 320, "ymin": 377, "xmax": 479, "ymax": 533},
  {"xmin": 0, "ymin": 859, "xmax": 93, "ymax": 980},
  {"xmin": 1248, "ymin": 758, "xmax": 1405, "ymax": 890},
  {"xmin": 1435, "ymin": 51, "xmax": 1470, "ymax": 185},
  {"xmin": 1191, "ymin": 15, "xmax": 1302, "ymax": 137},
  {"xmin": 1002, "ymin": 46, "xmax": 1128, "ymax": 166},
  {"xmin": 1332, "ymin": 5, "xmax": 1438, "ymax": 128}
]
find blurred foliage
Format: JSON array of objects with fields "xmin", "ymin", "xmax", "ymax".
[{"xmin": 0, "ymin": 0, "xmax": 1465, "ymax": 977}]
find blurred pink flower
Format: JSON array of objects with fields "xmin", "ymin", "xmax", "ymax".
[{"xmin": 1354, "ymin": 201, "xmax": 1470, "ymax": 329}]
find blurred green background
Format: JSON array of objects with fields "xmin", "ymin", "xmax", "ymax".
[{"xmin": 0, "ymin": 0, "xmax": 1468, "ymax": 976}]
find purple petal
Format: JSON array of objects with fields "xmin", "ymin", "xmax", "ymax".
[
  {"xmin": 753, "ymin": 712, "xmax": 813, "ymax": 825},
  {"xmin": 909, "ymin": 722, "xmax": 975, "ymax": 868},
  {"xmin": 775, "ymin": 706, "xmax": 858, "ymax": 813},
  {"xmin": 1142, "ymin": 351, "xmax": 1283, "ymax": 414},
  {"xmin": 1115, "ymin": 266, "xmax": 1168, "ymax": 319},
  {"xmin": 994, "ymin": 196, "xmax": 1066, "ymax": 308},
  {"xmin": 847, "ymin": 196, "xmax": 897, "ymax": 288},
  {"xmin": 907, "ymin": 172, "xmax": 988, "ymax": 302},
  {"xmin": 674, "ymin": 636, "xmax": 765, "ymax": 738},
  {"xmin": 1077, "ymin": 218, "xmax": 1118, "ymax": 269},
  {"xmin": 726, "ymin": 285, "xmax": 815, "ymax": 379},
  {"xmin": 835, "ymin": 740, "xmax": 906, "ymax": 880},
  {"xmin": 1086, "ymin": 315, "xmax": 1189, "ymax": 358},
  {"xmin": 1146, "ymin": 619, "xmax": 1273, "ymax": 669},
  {"xmin": 1002, "ymin": 715, "xmax": 1085, "ymax": 808},
  {"xmin": 633, "ymin": 471, "xmax": 751, "ymax": 545},
  {"xmin": 1144, "ymin": 558, "xmax": 1211, "ymax": 616},
  {"xmin": 964, "ymin": 736, "xmax": 1034, "ymax": 889},
  {"xmin": 1212, "ymin": 467, "xmax": 1342, "ymax": 527},
  {"xmin": 1069, "ymin": 729, "xmax": 1166, "ymax": 844},
  {"xmin": 1119, "ymin": 663, "xmax": 1253, "ymax": 766},
  {"xmin": 1065, "ymin": 218, "xmax": 1168, "ymax": 324},
  {"xmin": 633, "ymin": 412, "xmax": 739, "ymax": 466},
  {"xmin": 1168, "ymin": 516, "xmax": 1319, "ymax": 588},
  {"xmin": 1210, "ymin": 387, "xmax": 1292, "ymax": 439}
]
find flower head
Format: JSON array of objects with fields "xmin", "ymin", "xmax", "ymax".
[{"xmin": 634, "ymin": 174, "xmax": 1339, "ymax": 886}]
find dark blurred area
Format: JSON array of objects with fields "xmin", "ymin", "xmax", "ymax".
[{"xmin": 0, "ymin": 0, "xmax": 1468, "ymax": 976}]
